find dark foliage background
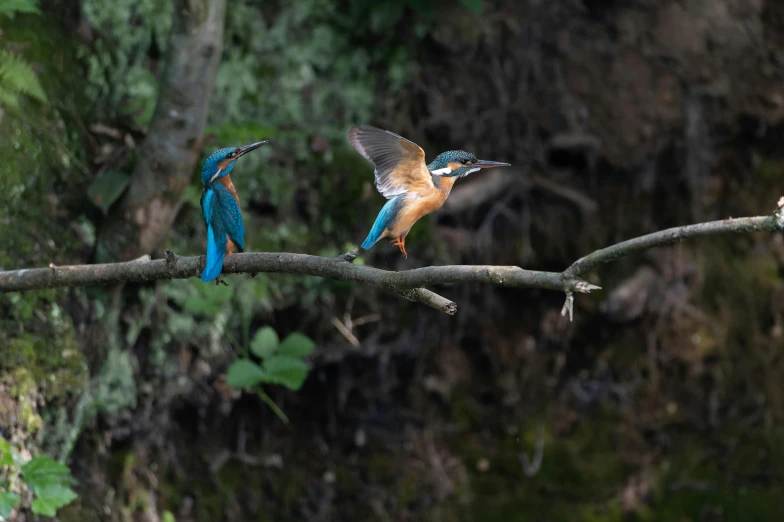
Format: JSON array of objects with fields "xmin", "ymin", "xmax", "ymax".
[{"xmin": 2, "ymin": 0, "xmax": 784, "ymax": 520}]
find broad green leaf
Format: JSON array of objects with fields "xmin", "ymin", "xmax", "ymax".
[
  {"xmin": 87, "ymin": 170, "xmax": 131, "ymax": 214},
  {"xmin": 30, "ymin": 484, "xmax": 77, "ymax": 517},
  {"xmin": 0, "ymin": 437, "xmax": 13, "ymax": 466},
  {"xmin": 226, "ymin": 359, "xmax": 266, "ymax": 388},
  {"xmin": 21, "ymin": 455, "xmax": 70, "ymax": 493},
  {"xmin": 250, "ymin": 326, "xmax": 279, "ymax": 359},
  {"xmin": 277, "ymin": 333, "xmax": 316, "ymax": 358},
  {"xmin": 0, "ymin": 491, "xmax": 20, "ymax": 520},
  {"xmin": 163, "ymin": 510, "xmax": 176, "ymax": 522},
  {"xmin": 0, "ymin": 0, "xmax": 40, "ymax": 19},
  {"xmin": 260, "ymin": 356, "xmax": 308, "ymax": 391},
  {"xmin": 459, "ymin": 0, "xmax": 483, "ymax": 14}
]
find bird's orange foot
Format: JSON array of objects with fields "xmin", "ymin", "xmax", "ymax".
[{"xmin": 390, "ymin": 237, "xmax": 408, "ymax": 259}]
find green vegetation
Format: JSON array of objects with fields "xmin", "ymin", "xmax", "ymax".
[
  {"xmin": 0, "ymin": 0, "xmax": 46, "ymax": 110},
  {"xmin": 0, "ymin": 48, "xmax": 46, "ymax": 109},
  {"xmin": 2, "ymin": 0, "xmax": 783, "ymax": 520},
  {"xmin": 227, "ymin": 327, "xmax": 316, "ymax": 423},
  {"xmin": 79, "ymin": 0, "xmax": 172, "ymax": 123},
  {"xmin": 0, "ymin": 437, "xmax": 77, "ymax": 519}
]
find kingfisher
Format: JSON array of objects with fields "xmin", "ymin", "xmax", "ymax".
[
  {"xmin": 200, "ymin": 141, "xmax": 267, "ymax": 282},
  {"xmin": 348, "ymin": 125, "xmax": 510, "ymax": 258}
]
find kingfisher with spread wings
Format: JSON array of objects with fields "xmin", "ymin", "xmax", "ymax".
[{"xmin": 348, "ymin": 125, "xmax": 510, "ymax": 258}]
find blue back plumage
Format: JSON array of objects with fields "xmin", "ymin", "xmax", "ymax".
[
  {"xmin": 362, "ymin": 196, "xmax": 403, "ymax": 249},
  {"xmin": 200, "ymin": 183, "xmax": 246, "ymax": 282}
]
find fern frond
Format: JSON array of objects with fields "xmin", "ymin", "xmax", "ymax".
[
  {"xmin": 0, "ymin": 0, "xmax": 40, "ymax": 19},
  {"xmin": 0, "ymin": 86, "xmax": 20, "ymax": 108},
  {"xmin": 0, "ymin": 50, "xmax": 47, "ymax": 105}
]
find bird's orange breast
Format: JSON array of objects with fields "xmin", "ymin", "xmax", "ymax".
[
  {"xmin": 389, "ymin": 176, "xmax": 457, "ymax": 238},
  {"xmin": 219, "ymin": 175, "xmax": 240, "ymax": 205}
]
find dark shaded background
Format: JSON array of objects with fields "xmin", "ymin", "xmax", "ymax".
[{"xmin": 3, "ymin": 0, "xmax": 784, "ymax": 520}]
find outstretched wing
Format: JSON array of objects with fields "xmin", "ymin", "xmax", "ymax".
[
  {"xmin": 212, "ymin": 183, "xmax": 246, "ymax": 251},
  {"xmin": 348, "ymin": 125, "xmax": 432, "ymax": 199}
]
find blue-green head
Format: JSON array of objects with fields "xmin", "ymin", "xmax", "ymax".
[
  {"xmin": 426, "ymin": 150, "xmax": 510, "ymax": 178},
  {"xmin": 201, "ymin": 141, "xmax": 268, "ymax": 186}
]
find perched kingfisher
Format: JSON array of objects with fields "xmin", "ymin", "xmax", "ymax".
[
  {"xmin": 200, "ymin": 141, "xmax": 267, "ymax": 282},
  {"xmin": 348, "ymin": 125, "xmax": 510, "ymax": 258}
]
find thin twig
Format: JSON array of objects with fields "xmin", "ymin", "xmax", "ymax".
[{"xmin": 330, "ymin": 316, "xmax": 361, "ymax": 348}]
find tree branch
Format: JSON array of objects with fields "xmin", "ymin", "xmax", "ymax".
[
  {"xmin": 2, "ymin": 213, "xmax": 783, "ymax": 317},
  {"xmin": 563, "ymin": 214, "xmax": 784, "ymax": 278},
  {"xmin": 0, "ymin": 253, "xmax": 592, "ymax": 316}
]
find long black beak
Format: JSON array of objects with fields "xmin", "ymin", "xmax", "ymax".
[
  {"xmin": 237, "ymin": 140, "xmax": 268, "ymax": 158},
  {"xmin": 474, "ymin": 159, "xmax": 511, "ymax": 168}
]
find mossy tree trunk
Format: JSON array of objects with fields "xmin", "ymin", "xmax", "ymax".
[{"xmin": 95, "ymin": 0, "xmax": 226, "ymax": 262}]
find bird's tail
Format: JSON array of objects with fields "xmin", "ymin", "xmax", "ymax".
[
  {"xmin": 201, "ymin": 224, "xmax": 225, "ymax": 282},
  {"xmin": 361, "ymin": 197, "xmax": 401, "ymax": 250}
]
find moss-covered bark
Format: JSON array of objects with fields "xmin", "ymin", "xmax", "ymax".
[{"xmin": 95, "ymin": 0, "xmax": 227, "ymax": 262}]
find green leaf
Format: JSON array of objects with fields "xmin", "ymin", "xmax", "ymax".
[
  {"xmin": 260, "ymin": 356, "xmax": 308, "ymax": 391},
  {"xmin": 250, "ymin": 326, "xmax": 279, "ymax": 359},
  {"xmin": 21, "ymin": 455, "xmax": 70, "ymax": 494},
  {"xmin": 226, "ymin": 359, "xmax": 266, "ymax": 388},
  {"xmin": 0, "ymin": 50, "xmax": 47, "ymax": 108},
  {"xmin": 30, "ymin": 484, "xmax": 77, "ymax": 517},
  {"xmin": 163, "ymin": 510, "xmax": 176, "ymax": 522},
  {"xmin": 0, "ymin": 437, "xmax": 13, "ymax": 466},
  {"xmin": 0, "ymin": 491, "xmax": 20, "ymax": 520},
  {"xmin": 87, "ymin": 170, "xmax": 131, "ymax": 214},
  {"xmin": 459, "ymin": 0, "xmax": 483, "ymax": 14},
  {"xmin": 0, "ymin": 86, "xmax": 19, "ymax": 108},
  {"xmin": 0, "ymin": 0, "xmax": 40, "ymax": 19},
  {"xmin": 277, "ymin": 333, "xmax": 316, "ymax": 358}
]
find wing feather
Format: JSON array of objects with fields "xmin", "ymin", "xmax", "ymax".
[
  {"xmin": 348, "ymin": 125, "xmax": 432, "ymax": 199},
  {"xmin": 212, "ymin": 183, "xmax": 245, "ymax": 251},
  {"xmin": 200, "ymin": 189, "xmax": 227, "ymax": 282}
]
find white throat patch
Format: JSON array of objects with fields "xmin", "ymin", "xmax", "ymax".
[
  {"xmin": 430, "ymin": 167, "xmax": 452, "ymax": 176},
  {"xmin": 208, "ymin": 168, "xmax": 223, "ymax": 185}
]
